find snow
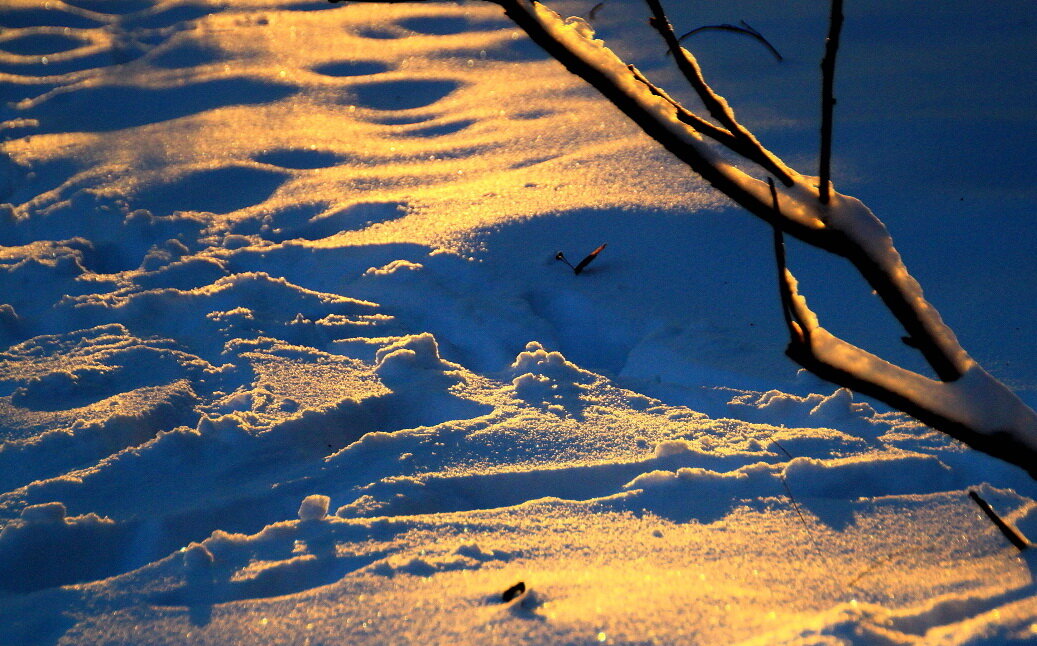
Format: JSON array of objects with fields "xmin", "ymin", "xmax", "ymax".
[
  {"xmin": 787, "ymin": 276, "xmax": 1037, "ymax": 446},
  {"xmin": 297, "ymin": 494, "xmax": 330, "ymax": 522},
  {"xmin": 1, "ymin": 0, "xmax": 1036, "ymax": 644}
]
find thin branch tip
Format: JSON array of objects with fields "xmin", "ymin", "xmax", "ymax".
[{"xmin": 677, "ymin": 22, "xmax": 783, "ymax": 62}]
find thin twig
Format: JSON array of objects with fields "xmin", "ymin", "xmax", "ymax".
[
  {"xmin": 768, "ymin": 178, "xmax": 797, "ymax": 338},
  {"xmin": 847, "ymin": 545, "xmax": 932, "ymax": 588},
  {"xmin": 625, "ymin": 63, "xmax": 789, "ymax": 158},
  {"xmin": 644, "ymin": 0, "xmax": 737, "ymax": 133},
  {"xmin": 968, "ymin": 489, "xmax": 1031, "ymax": 552},
  {"xmin": 677, "ymin": 21, "xmax": 783, "ymax": 62},
  {"xmin": 627, "ymin": 65, "xmax": 738, "ymax": 145},
  {"xmin": 770, "ymin": 440, "xmax": 812, "ymax": 533},
  {"xmin": 629, "ymin": 65, "xmax": 806, "ymax": 184},
  {"xmin": 643, "ymin": 0, "xmax": 795, "ymax": 186},
  {"xmin": 818, "ymin": 0, "xmax": 843, "ymax": 204}
]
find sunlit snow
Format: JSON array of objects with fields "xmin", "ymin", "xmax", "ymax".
[{"xmin": 1, "ymin": 0, "xmax": 1036, "ymax": 644}]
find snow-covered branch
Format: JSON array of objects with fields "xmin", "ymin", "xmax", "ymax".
[
  {"xmin": 334, "ymin": 0, "xmax": 1037, "ymax": 478},
  {"xmin": 774, "ymin": 224, "xmax": 1037, "ymax": 478},
  {"xmin": 642, "ymin": 0, "xmax": 795, "ymax": 186}
]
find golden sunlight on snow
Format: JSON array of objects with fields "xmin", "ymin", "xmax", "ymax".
[
  {"xmin": 2, "ymin": 0, "xmax": 1036, "ymax": 643},
  {"xmin": 3, "ymin": 2, "xmax": 721, "ymax": 255}
]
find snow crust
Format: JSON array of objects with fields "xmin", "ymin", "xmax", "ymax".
[{"xmin": 0, "ymin": 0, "xmax": 1035, "ymax": 644}]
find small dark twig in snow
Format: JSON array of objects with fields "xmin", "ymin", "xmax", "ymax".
[
  {"xmin": 770, "ymin": 439, "xmax": 812, "ymax": 537},
  {"xmin": 573, "ymin": 243, "xmax": 606, "ymax": 273},
  {"xmin": 555, "ymin": 251, "xmax": 577, "ymax": 271},
  {"xmin": 968, "ymin": 489, "xmax": 1032, "ymax": 552},
  {"xmin": 501, "ymin": 581, "xmax": 526, "ymax": 602},
  {"xmin": 677, "ymin": 21, "xmax": 783, "ymax": 62},
  {"xmin": 556, "ymin": 243, "xmax": 607, "ymax": 275}
]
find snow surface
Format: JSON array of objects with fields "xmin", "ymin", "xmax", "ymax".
[{"xmin": 1, "ymin": 0, "xmax": 1036, "ymax": 644}]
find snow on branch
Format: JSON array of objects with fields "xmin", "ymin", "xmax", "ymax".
[
  {"xmin": 331, "ymin": 0, "xmax": 1037, "ymax": 478},
  {"xmin": 643, "ymin": 0, "xmax": 795, "ymax": 186},
  {"xmin": 776, "ymin": 259, "xmax": 1037, "ymax": 478}
]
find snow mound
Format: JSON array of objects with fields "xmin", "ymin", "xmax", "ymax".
[
  {"xmin": 297, "ymin": 494, "xmax": 330, "ymax": 522},
  {"xmin": 0, "ymin": 502, "xmax": 128, "ymax": 594},
  {"xmin": 509, "ymin": 341, "xmax": 596, "ymax": 415},
  {"xmin": 783, "ymin": 453, "xmax": 957, "ymax": 499},
  {"xmin": 182, "ymin": 541, "xmax": 215, "ymax": 572},
  {"xmin": 364, "ymin": 259, "xmax": 424, "ymax": 276},
  {"xmin": 373, "ymin": 333, "xmax": 465, "ymax": 393},
  {"xmin": 727, "ymin": 387, "xmax": 892, "ymax": 434},
  {"xmin": 375, "ymin": 332, "xmax": 455, "ymax": 373},
  {"xmin": 509, "ymin": 341, "xmax": 593, "ymax": 381}
]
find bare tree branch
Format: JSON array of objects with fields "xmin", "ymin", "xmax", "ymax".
[
  {"xmin": 643, "ymin": 0, "xmax": 795, "ymax": 187},
  {"xmin": 332, "ymin": 0, "xmax": 1037, "ymax": 479},
  {"xmin": 776, "ymin": 250, "xmax": 1037, "ymax": 479},
  {"xmin": 497, "ymin": 0, "xmax": 968, "ymax": 384},
  {"xmin": 628, "ymin": 65, "xmax": 805, "ymax": 184},
  {"xmin": 626, "ymin": 64, "xmax": 740, "ymax": 148},
  {"xmin": 491, "ymin": 0, "xmax": 795, "ymax": 223},
  {"xmin": 768, "ymin": 178, "xmax": 799, "ymax": 342},
  {"xmin": 818, "ymin": 0, "xmax": 843, "ymax": 204}
]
